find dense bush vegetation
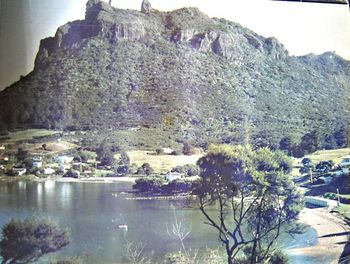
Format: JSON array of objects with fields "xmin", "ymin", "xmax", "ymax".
[{"xmin": 133, "ymin": 177, "xmax": 165, "ymax": 192}]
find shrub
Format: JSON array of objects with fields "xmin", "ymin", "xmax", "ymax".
[
  {"xmin": 141, "ymin": 163, "xmax": 154, "ymax": 176},
  {"xmin": 63, "ymin": 169, "xmax": 79, "ymax": 178},
  {"xmin": 117, "ymin": 165, "xmax": 129, "ymax": 175},
  {"xmin": 133, "ymin": 177, "xmax": 165, "ymax": 191},
  {"xmin": 171, "ymin": 164, "xmax": 200, "ymax": 177},
  {"xmin": 164, "ymin": 179, "xmax": 193, "ymax": 193},
  {"xmin": 182, "ymin": 143, "xmax": 195, "ymax": 155},
  {"xmin": 155, "ymin": 148, "xmax": 164, "ymax": 155}
]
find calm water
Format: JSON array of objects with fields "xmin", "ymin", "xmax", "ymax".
[{"xmin": 0, "ymin": 181, "xmax": 321, "ymax": 263}]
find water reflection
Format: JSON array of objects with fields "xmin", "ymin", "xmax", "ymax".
[{"xmin": 17, "ymin": 181, "xmax": 27, "ymax": 191}]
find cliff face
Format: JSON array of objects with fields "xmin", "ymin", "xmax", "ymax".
[{"xmin": 0, "ymin": 0, "xmax": 349, "ymax": 148}]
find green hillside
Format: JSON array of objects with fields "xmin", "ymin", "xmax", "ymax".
[{"xmin": 0, "ymin": 0, "xmax": 349, "ymax": 152}]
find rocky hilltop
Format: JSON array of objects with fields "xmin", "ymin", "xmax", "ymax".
[{"xmin": 0, "ymin": 0, "xmax": 349, "ymax": 150}]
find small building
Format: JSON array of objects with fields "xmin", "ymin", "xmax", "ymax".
[
  {"xmin": 339, "ymin": 155, "xmax": 350, "ymax": 168},
  {"xmin": 305, "ymin": 196, "xmax": 338, "ymax": 207},
  {"xmin": 32, "ymin": 161, "xmax": 43, "ymax": 168},
  {"xmin": 12, "ymin": 167, "xmax": 27, "ymax": 176},
  {"xmin": 162, "ymin": 148, "xmax": 174, "ymax": 154},
  {"xmin": 43, "ymin": 168, "xmax": 55, "ymax": 175},
  {"xmin": 55, "ymin": 155, "xmax": 74, "ymax": 164},
  {"xmin": 0, "ymin": 145, "xmax": 5, "ymax": 151},
  {"xmin": 32, "ymin": 156, "xmax": 43, "ymax": 168},
  {"xmin": 165, "ymin": 172, "xmax": 182, "ymax": 182},
  {"xmin": 32, "ymin": 156, "xmax": 42, "ymax": 162}
]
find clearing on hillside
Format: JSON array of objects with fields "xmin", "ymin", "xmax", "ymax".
[
  {"xmin": 127, "ymin": 150, "xmax": 202, "ymax": 173},
  {"xmin": 306, "ymin": 148, "xmax": 350, "ymax": 164},
  {"xmin": 2, "ymin": 129, "xmax": 60, "ymax": 143}
]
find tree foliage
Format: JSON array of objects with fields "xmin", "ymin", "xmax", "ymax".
[
  {"xmin": 196, "ymin": 144, "xmax": 303, "ymax": 264},
  {"xmin": 96, "ymin": 141, "xmax": 115, "ymax": 166},
  {"xmin": 0, "ymin": 218, "xmax": 69, "ymax": 264}
]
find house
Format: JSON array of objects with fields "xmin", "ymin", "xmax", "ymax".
[
  {"xmin": 32, "ymin": 156, "xmax": 43, "ymax": 168},
  {"xmin": 0, "ymin": 145, "xmax": 5, "ymax": 151},
  {"xmin": 32, "ymin": 156, "xmax": 42, "ymax": 162},
  {"xmin": 43, "ymin": 168, "xmax": 55, "ymax": 175},
  {"xmin": 339, "ymin": 155, "xmax": 350, "ymax": 168},
  {"xmin": 305, "ymin": 196, "xmax": 338, "ymax": 207},
  {"xmin": 12, "ymin": 167, "xmax": 27, "ymax": 176},
  {"xmin": 162, "ymin": 148, "xmax": 174, "ymax": 154},
  {"xmin": 32, "ymin": 161, "xmax": 43, "ymax": 168},
  {"xmin": 54, "ymin": 155, "xmax": 74, "ymax": 164},
  {"xmin": 165, "ymin": 172, "xmax": 182, "ymax": 182},
  {"xmin": 72, "ymin": 162, "xmax": 82, "ymax": 172}
]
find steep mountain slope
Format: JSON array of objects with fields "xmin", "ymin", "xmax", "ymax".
[{"xmin": 0, "ymin": 0, "xmax": 349, "ymax": 149}]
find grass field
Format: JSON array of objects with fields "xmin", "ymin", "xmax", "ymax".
[
  {"xmin": 127, "ymin": 150, "xmax": 202, "ymax": 173},
  {"xmin": 306, "ymin": 148, "xmax": 350, "ymax": 164},
  {"xmin": 3, "ymin": 129, "xmax": 60, "ymax": 143},
  {"xmin": 25, "ymin": 141, "xmax": 77, "ymax": 154},
  {"xmin": 334, "ymin": 204, "xmax": 350, "ymax": 222}
]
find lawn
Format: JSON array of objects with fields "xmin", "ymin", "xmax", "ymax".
[
  {"xmin": 25, "ymin": 141, "xmax": 77, "ymax": 154},
  {"xmin": 3, "ymin": 129, "xmax": 60, "ymax": 143},
  {"xmin": 334, "ymin": 204, "xmax": 350, "ymax": 222},
  {"xmin": 306, "ymin": 148, "xmax": 350, "ymax": 164},
  {"xmin": 127, "ymin": 150, "xmax": 202, "ymax": 173}
]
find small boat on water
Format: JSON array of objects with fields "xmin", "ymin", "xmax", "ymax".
[{"xmin": 117, "ymin": 224, "xmax": 128, "ymax": 231}]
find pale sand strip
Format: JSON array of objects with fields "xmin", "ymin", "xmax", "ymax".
[
  {"xmin": 35, "ymin": 176, "xmax": 138, "ymax": 183},
  {"xmin": 287, "ymin": 207, "xmax": 349, "ymax": 263}
]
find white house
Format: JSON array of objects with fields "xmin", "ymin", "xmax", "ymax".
[
  {"xmin": 165, "ymin": 172, "xmax": 182, "ymax": 182},
  {"xmin": 32, "ymin": 156, "xmax": 43, "ymax": 168},
  {"xmin": 162, "ymin": 148, "xmax": 174, "ymax": 154},
  {"xmin": 55, "ymin": 155, "xmax": 74, "ymax": 164},
  {"xmin": 12, "ymin": 167, "xmax": 27, "ymax": 176},
  {"xmin": 339, "ymin": 155, "xmax": 350, "ymax": 168},
  {"xmin": 0, "ymin": 145, "xmax": 5, "ymax": 151},
  {"xmin": 43, "ymin": 168, "xmax": 55, "ymax": 175},
  {"xmin": 32, "ymin": 156, "xmax": 42, "ymax": 162},
  {"xmin": 33, "ymin": 161, "xmax": 43, "ymax": 168}
]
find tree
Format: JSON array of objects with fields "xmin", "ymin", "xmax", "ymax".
[
  {"xmin": 298, "ymin": 131, "xmax": 319, "ymax": 154},
  {"xmin": 196, "ymin": 144, "xmax": 303, "ymax": 264},
  {"xmin": 0, "ymin": 218, "xmax": 69, "ymax": 264},
  {"xmin": 140, "ymin": 163, "xmax": 153, "ymax": 176},
  {"xmin": 118, "ymin": 151, "xmax": 130, "ymax": 166},
  {"xmin": 96, "ymin": 142, "xmax": 115, "ymax": 166},
  {"xmin": 182, "ymin": 143, "xmax": 195, "ymax": 156},
  {"xmin": 16, "ymin": 148, "xmax": 29, "ymax": 162},
  {"xmin": 0, "ymin": 121, "xmax": 8, "ymax": 136}
]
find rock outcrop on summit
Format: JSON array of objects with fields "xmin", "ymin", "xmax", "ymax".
[
  {"xmin": 141, "ymin": 0, "xmax": 153, "ymax": 13},
  {"xmin": 0, "ymin": 1, "xmax": 349, "ymax": 149}
]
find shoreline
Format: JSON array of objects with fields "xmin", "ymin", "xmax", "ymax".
[
  {"xmin": 1, "ymin": 175, "xmax": 349, "ymax": 263},
  {"xmin": 34, "ymin": 175, "xmax": 138, "ymax": 183},
  {"xmin": 288, "ymin": 207, "xmax": 349, "ymax": 263}
]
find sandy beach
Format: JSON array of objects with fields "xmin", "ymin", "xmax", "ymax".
[{"xmin": 288, "ymin": 207, "xmax": 349, "ymax": 263}]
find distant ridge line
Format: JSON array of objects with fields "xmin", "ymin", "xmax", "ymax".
[{"xmin": 272, "ymin": 0, "xmax": 348, "ymax": 5}]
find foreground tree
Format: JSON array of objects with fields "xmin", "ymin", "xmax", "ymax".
[
  {"xmin": 0, "ymin": 218, "xmax": 69, "ymax": 264},
  {"xmin": 196, "ymin": 145, "xmax": 303, "ymax": 264}
]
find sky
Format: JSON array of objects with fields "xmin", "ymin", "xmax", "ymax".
[{"xmin": 0, "ymin": 0, "xmax": 349, "ymax": 90}]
